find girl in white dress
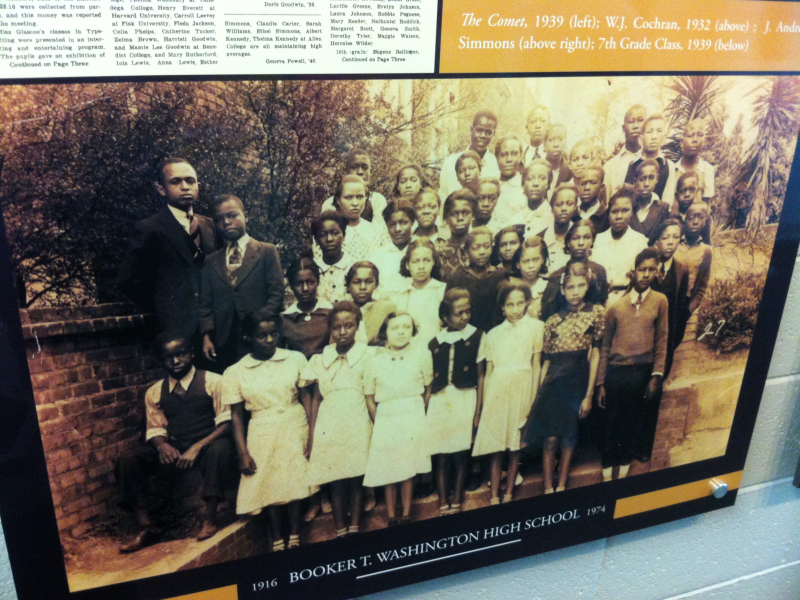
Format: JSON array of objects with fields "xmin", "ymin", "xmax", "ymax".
[
  {"xmin": 305, "ymin": 302, "xmax": 376, "ymax": 537},
  {"xmin": 473, "ymin": 284, "xmax": 543, "ymax": 504},
  {"xmin": 395, "ymin": 238, "xmax": 446, "ymax": 345},
  {"xmin": 363, "ymin": 312, "xmax": 433, "ymax": 526},
  {"xmin": 427, "ymin": 289, "xmax": 485, "ymax": 514},
  {"xmin": 223, "ymin": 311, "xmax": 312, "ymax": 551}
]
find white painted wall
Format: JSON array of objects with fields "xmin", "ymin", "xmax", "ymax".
[{"xmin": 1, "ymin": 254, "xmax": 798, "ymax": 600}]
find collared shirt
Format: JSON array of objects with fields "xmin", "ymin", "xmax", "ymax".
[
  {"xmin": 145, "ymin": 367, "xmax": 230, "ymax": 441},
  {"xmin": 541, "ymin": 225, "xmax": 571, "ymax": 274},
  {"xmin": 282, "ymin": 299, "xmax": 335, "ymax": 359},
  {"xmin": 579, "ymin": 200, "xmax": 602, "ymax": 221},
  {"xmin": 394, "ymin": 278, "xmax": 447, "ymax": 345},
  {"xmin": 434, "ymin": 324, "xmax": 481, "ymax": 385},
  {"xmin": 518, "ymin": 200, "xmax": 555, "ymax": 238},
  {"xmin": 317, "ymin": 252, "xmax": 355, "ymax": 303},
  {"xmin": 629, "ymin": 287, "xmax": 651, "ymax": 309},
  {"xmin": 225, "ymin": 233, "xmax": 251, "ymax": 268},
  {"xmin": 636, "ymin": 193, "xmax": 660, "ymax": 223},
  {"xmin": 592, "ymin": 227, "xmax": 649, "ymax": 289},
  {"xmin": 523, "ymin": 143, "xmax": 545, "ymax": 166},
  {"xmin": 167, "ymin": 203, "xmax": 193, "ymax": 234},
  {"xmin": 220, "ymin": 348, "xmax": 310, "ymax": 412},
  {"xmin": 625, "ymin": 153, "xmax": 677, "ymax": 206},
  {"xmin": 603, "ymin": 146, "xmax": 639, "ymax": 197},
  {"xmin": 547, "ymin": 155, "xmax": 573, "ymax": 198},
  {"xmin": 439, "ymin": 147, "xmax": 501, "ymax": 201},
  {"xmin": 494, "ymin": 176, "xmax": 528, "ymax": 226}
]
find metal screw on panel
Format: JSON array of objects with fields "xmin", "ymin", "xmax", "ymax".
[{"xmin": 709, "ymin": 478, "xmax": 729, "ymax": 498}]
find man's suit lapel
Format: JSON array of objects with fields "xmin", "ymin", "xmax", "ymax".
[
  {"xmin": 156, "ymin": 206, "xmax": 195, "ymax": 265},
  {"xmin": 210, "ymin": 249, "xmax": 234, "ymax": 288},
  {"xmin": 198, "ymin": 217, "xmax": 216, "ymax": 256},
  {"xmin": 232, "ymin": 239, "xmax": 261, "ymax": 288}
]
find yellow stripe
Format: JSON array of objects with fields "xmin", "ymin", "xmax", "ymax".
[
  {"xmin": 163, "ymin": 585, "xmax": 238, "ymax": 600},
  {"xmin": 614, "ymin": 471, "xmax": 743, "ymax": 519}
]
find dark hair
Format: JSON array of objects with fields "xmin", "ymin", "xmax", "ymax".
[
  {"xmin": 439, "ymin": 288, "xmax": 471, "ymax": 324},
  {"xmin": 521, "ymin": 159, "xmax": 553, "ymax": 187},
  {"xmin": 345, "ymin": 147, "xmax": 370, "ymax": 168},
  {"xmin": 156, "ymin": 157, "xmax": 193, "ymax": 186},
  {"xmin": 490, "ymin": 225, "xmax": 525, "ymax": 267},
  {"xmin": 332, "ymin": 173, "xmax": 368, "ymax": 212},
  {"xmin": 245, "ymin": 307, "xmax": 283, "ymax": 336},
  {"xmin": 653, "ymin": 217, "xmax": 684, "ymax": 243},
  {"xmin": 497, "ymin": 283, "xmax": 533, "ymax": 309},
  {"xmin": 676, "ymin": 170, "xmax": 700, "ymax": 192},
  {"xmin": 686, "ymin": 201, "xmax": 709, "ymax": 217},
  {"xmin": 413, "ymin": 187, "xmax": 441, "ymax": 208},
  {"xmin": 472, "ymin": 110, "xmax": 498, "ymax": 129},
  {"xmin": 551, "ymin": 184, "xmax": 580, "ymax": 205},
  {"xmin": 154, "ymin": 331, "xmax": 191, "ymax": 355},
  {"xmin": 624, "ymin": 104, "xmax": 647, "ymax": 122},
  {"xmin": 392, "ymin": 164, "xmax": 429, "ymax": 197},
  {"xmin": 286, "ymin": 258, "xmax": 321, "ymax": 286},
  {"xmin": 465, "ymin": 226, "xmax": 493, "ymax": 252},
  {"xmin": 345, "ymin": 260, "xmax": 380, "ymax": 288},
  {"xmin": 635, "ymin": 158, "xmax": 660, "ymax": 179},
  {"xmin": 478, "ymin": 177, "xmax": 501, "ymax": 195},
  {"xmin": 560, "ymin": 261, "xmax": 595, "ymax": 288},
  {"xmin": 545, "ymin": 124, "xmax": 566, "ymax": 142},
  {"xmin": 643, "ymin": 113, "xmax": 666, "ymax": 130},
  {"xmin": 580, "ymin": 164, "xmax": 605, "ymax": 182},
  {"xmin": 493, "ymin": 134, "xmax": 524, "ymax": 158},
  {"xmin": 399, "ymin": 238, "xmax": 442, "ymax": 280},
  {"xmin": 455, "ymin": 150, "xmax": 483, "ymax": 175},
  {"xmin": 514, "ymin": 235, "xmax": 550, "ymax": 276},
  {"xmin": 376, "ymin": 311, "xmax": 418, "ymax": 344},
  {"xmin": 608, "ymin": 184, "xmax": 636, "ymax": 212},
  {"xmin": 328, "ymin": 301, "xmax": 363, "ymax": 328},
  {"xmin": 211, "ymin": 193, "xmax": 245, "ymax": 213},
  {"xmin": 443, "ymin": 188, "xmax": 478, "ymax": 219},
  {"xmin": 382, "ymin": 199, "xmax": 416, "ymax": 225},
  {"xmin": 565, "ymin": 219, "xmax": 597, "ymax": 256},
  {"xmin": 311, "ymin": 210, "xmax": 349, "ymax": 240},
  {"xmin": 634, "ymin": 246, "xmax": 660, "ymax": 269}
]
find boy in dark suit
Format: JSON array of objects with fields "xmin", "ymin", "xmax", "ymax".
[
  {"xmin": 630, "ymin": 159, "xmax": 670, "ymax": 243},
  {"xmin": 199, "ymin": 194, "xmax": 284, "ymax": 369},
  {"xmin": 650, "ymin": 218, "xmax": 690, "ymax": 379},
  {"xmin": 115, "ymin": 333, "xmax": 233, "ymax": 552},
  {"xmin": 117, "ymin": 158, "xmax": 216, "ymax": 340}
]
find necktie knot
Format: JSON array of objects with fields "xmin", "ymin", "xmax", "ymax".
[{"xmin": 173, "ymin": 381, "xmax": 186, "ymax": 397}]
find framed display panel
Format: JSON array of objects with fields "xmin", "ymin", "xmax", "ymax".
[{"xmin": 1, "ymin": 2, "xmax": 800, "ymax": 599}]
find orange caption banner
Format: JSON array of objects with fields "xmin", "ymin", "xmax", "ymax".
[
  {"xmin": 614, "ymin": 471, "xmax": 743, "ymax": 519},
  {"xmin": 439, "ymin": 0, "xmax": 800, "ymax": 73},
  {"xmin": 163, "ymin": 585, "xmax": 238, "ymax": 600}
]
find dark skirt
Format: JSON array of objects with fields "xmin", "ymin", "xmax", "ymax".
[
  {"xmin": 524, "ymin": 350, "xmax": 589, "ymax": 449},
  {"xmin": 600, "ymin": 363, "xmax": 660, "ymax": 468}
]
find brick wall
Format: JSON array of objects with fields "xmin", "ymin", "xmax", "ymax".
[{"xmin": 20, "ymin": 304, "xmax": 159, "ymax": 538}]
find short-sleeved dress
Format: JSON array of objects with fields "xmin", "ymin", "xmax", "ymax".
[
  {"xmin": 473, "ymin": 315, "xmax": 544, "ymax": 455},
  {"xmin": 394, "ymin": 278, "xmax": 446, "ymax": 345},
  {"xmin": 524, "ymin": 303, "xmax": 606, "ymax": 449},
  {"xmin": 363, "ymin": 344, "xmax": 433, "ymax": 487},
  {"xmin": 426, "ymin": 325, "xmax": 484, "ymax": 455},
  {"xmin": 220, "ymin": 349, "xmax": 312, "ymax": 514},
  {"xmin": 304, "ymin": 343, "xmax": 376, "ymax": 485}
]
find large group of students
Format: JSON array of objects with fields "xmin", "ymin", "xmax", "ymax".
[{"xmin": 114, "ymin": 102, "xmax": 715, "ymax": 553}]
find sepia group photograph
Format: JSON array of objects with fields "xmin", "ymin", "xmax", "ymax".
[{"xmin": 1, "ymin": 73, "xmax": 798, "ymax": 594}]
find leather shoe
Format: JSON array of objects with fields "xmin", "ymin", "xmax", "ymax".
[
  {"xmin": 120, "ymin": 526, "xmax": 160, "ymax": 553},
  {"xmin": 197, "ymin": 520, "xmax": 217, "ymax": 541}
]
